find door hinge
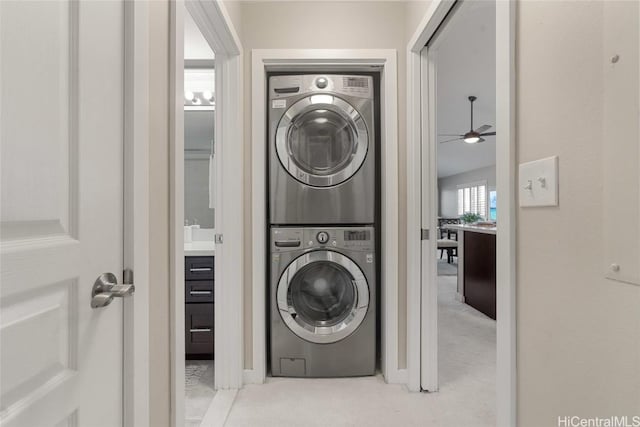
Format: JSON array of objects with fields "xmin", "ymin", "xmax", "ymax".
[
  {"xmin": 123, "ymin": 268, "xmax": 134, "ymax": 285},
  {"xmin": 421, "ymin": 229, "xmax": 430, "ymax": 240},
  {"xmin": 215, "ymin": 234, "xmax": 223, "ymax": 244}
]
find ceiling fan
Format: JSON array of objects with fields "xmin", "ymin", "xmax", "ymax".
[{"xmin": 439, "ymin": 96, "xmax": 496, "ymax": 144}]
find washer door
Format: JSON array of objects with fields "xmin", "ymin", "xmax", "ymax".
[
  {"xmin": 275, "ymin": 94, "xmax": 369, "ymax": 187},
  {"xmin": 277, "ymin": 251, "xmax": 370, "ymax": 344}
]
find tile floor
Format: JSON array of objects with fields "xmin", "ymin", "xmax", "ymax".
[
  {"xmin": 221, "ymin": 269, "xmax": 496, "ymax": 427},
  {"xmin": 185, "ymin": 360, "xmax": 216, "ymax": 427}
]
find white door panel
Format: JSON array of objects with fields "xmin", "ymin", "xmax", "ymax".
[
  {"xmin": 1, "ymin": 1, "xmax": 125, "ymax": 426},
  {"xmin": 420, "ymin": 46, "xmax": 439, "ymax": 392}
]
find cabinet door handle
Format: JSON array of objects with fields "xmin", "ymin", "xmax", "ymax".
[
  {"xmin": 190, "ymin": 328, "xmax": 212, "ymax": 333},
  {"xmin": 190, "ymin": 267, "xmax": 212, "ymax": 272},
  {"xmin": 189, "ymin": 290, "xmax": 212, "ymax": 295}
]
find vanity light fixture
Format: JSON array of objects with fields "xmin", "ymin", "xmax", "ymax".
[{"xmin": 203, "ymin": 91, "xmax": 214, "ymax": 102}]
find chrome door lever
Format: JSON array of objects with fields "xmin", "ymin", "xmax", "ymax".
[{"xmin": 91, "ymin": 272, "xmax": 135, "ymax": 308}]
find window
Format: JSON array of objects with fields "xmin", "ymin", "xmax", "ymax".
[
  {"xmin": 457, "ymin": 182, "xmax": 488, "ymax": 218},
  {"xmin": 489, "ymin": 190, "xmax": 497, "ymax": 221}
]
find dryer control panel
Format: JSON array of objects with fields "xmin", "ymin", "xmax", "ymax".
[{"xmin": 269, "ymin": 74, "xmax": 374, "ymax": 100}]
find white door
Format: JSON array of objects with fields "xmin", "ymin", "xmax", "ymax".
[
  {"xmin": 1, "ymin": 1, "xmax": 127, "ymax": 426},
  {"xmin": 420, "ymin": 45, "xmax": 439, "ymax": 392}
]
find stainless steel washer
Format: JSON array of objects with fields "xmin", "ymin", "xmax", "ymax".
[
  {"xmin": 269, "ymin": 74, "xmax": 376, "ymax": 225},
  {"xmin": 270, "ymin": 226, "xmax": 376, "ymax": 377}
]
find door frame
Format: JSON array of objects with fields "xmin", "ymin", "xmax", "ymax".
[
  {"xmin": 124, "ymin": 1, "xmax": 150, "ymax": 426},
  {"xmin": 248, "ymin": 49, "xmax": 403, "ymax": 385},
  {"xmin": 169, "ymin": 1, "xmax": 244, "ymax": 426},
  {"xmin": 406, "ymin": 1, "xmax": 517, "ymax": 426}
]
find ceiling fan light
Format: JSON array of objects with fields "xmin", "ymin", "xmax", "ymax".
[{"xmin": 464, "ymin": 136, "xmax": 480, "ymax": 144}]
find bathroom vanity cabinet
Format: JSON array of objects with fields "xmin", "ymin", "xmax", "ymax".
[{"xmin": 185, "ymin": 256, "xmax": 214, "ymax": 357}]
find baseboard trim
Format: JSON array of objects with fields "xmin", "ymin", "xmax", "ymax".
[
  {"xmin": 456, "ymin": 292, "xmax": 465, "ymax": 303},
  {"xmin": 243, "ymin": 369, "xmax": 264, "ymax": 385},
  {"xmin": 385, "ymin": 368, "xmax": 408, "ymax": 385},
  {"xmin": 244, "ymin": 368, "xmax": 408, "ymax": 386}
]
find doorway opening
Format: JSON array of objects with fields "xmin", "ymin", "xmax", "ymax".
[
  {"xmin": 248, "ymin": 51, "xmax": 402, "ymax": 384},
  {"xmin": 169, "ymin": 2, "xmax": 243, "ymax": 426},
  {"xmin": 265, "ymin": 71, "xmax": 382, "ymax": 379},
  {"xmin": 183, "ymin": 9, "xmax": 216, "ymax": 426},
  {"xmin": 429, "ymin": 0, "xmax": 497, "ymax": 418},
  {"xmin": 407, "ymin": 0, "xmax": 516, "ymax": 424}
]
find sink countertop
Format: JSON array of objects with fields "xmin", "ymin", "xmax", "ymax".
[
  {"xmin": 184, "ymin": 240, "xmax": 215, "ymax": 257},
  {"xmin": 444, "ymin": 223, "xmax": 497, "ymax": 235}
]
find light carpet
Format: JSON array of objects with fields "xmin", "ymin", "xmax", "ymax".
[
  {"xmin": 223, "ymin": 276, "xmax": 496, "ymax": 427},
  {"xmin": 437, "ymin": 258, "xmax": 458, "ymax": 276}
]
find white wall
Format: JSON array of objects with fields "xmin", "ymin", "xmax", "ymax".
[
  {"xmin": 222, "ymin": 0, "xmax": 242, "ymax": 37},
  {"xmin": 405, "ymin": 1, "xmax": 432, "ymax": 41},
  {"xmin": 516, "ymin": 1, "xmax": 640, "ymax": 425},
  {"xmin": 438, "ymin": 165, "xmax": 495, "ymax": 217},
  {"xmin": 239, "ymin": 0, "xmax": 415, "ymax": 370}
]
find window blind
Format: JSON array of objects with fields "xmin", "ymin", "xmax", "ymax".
[{"xmin": 457, "ymin": 182, "xmax": 488, "ymax": 218}]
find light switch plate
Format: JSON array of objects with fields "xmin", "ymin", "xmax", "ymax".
[{"xmin": 519, "ymin": 156, "xmax": 559, "ymax": 207}]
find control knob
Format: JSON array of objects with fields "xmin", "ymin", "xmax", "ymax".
[
  {"xmin": 316, "ymin": 231, "xmax": 330, "ymax": 244},
  {"xmin": 315, "ymin": 77, "xmax": 328, "ymax": 89}
]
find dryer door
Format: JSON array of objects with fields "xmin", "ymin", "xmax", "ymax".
[
  {"xmin": 275, "ymin": 94, "xmax": 369, "ymax": 187},
  {"xmin": 277, "ymin": 250, "xmax": 370, "ymax": 344}
]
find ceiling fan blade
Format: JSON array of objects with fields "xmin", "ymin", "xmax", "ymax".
[
  {"xmin": 438, "ymin": 134, "xmax": 464, "ymax": 137},
  {"xmin": 477, "ymin": 137, "xmax": 486, "ymax": 143},
  {"xmin": 479, "ymin": 132, "xmax": 496, "ymax": 136},
  {"xmin": 474, "ymin": 124, "xmax": 492, "ymax": 134},
  {"xmin": 439, "ymin": 137, "xmax": 463, "ymax": 144}
]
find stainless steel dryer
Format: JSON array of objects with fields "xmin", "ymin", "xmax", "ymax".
[
  {"xmin": 269, "ymin": 74, "xmax": 376, "ymax": 225},
  {"xmin": 270, "ymin": 226, "xmax": 376, "ymax": 377}
]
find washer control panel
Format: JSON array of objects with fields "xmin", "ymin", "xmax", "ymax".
[{"xmin": 272, "ymin": 227, "xmax": 374, "ymax": 252}]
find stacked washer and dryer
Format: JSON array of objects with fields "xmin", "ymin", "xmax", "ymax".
[{"xmin": 269, "ymin": 74, "xmax": 378, "ymax": 377}]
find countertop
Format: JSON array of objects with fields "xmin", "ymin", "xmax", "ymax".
[
  {"xmin": 443, "ymin": 223, "xmax": 497, "ymax": 235},
  {"xmin": 184, "ymin": 240, "xmax": 215, "ymax": 257}
]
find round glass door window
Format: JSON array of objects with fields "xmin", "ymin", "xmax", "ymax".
[
  {"xmin": 275, "ymin": 95, "xmax": 369, "ymax": 187},
  {"xmin": 277, "ymin": 251, "xmax": 370, "ymax": 344}
]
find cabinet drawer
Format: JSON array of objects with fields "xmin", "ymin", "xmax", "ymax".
[
  {"xmin": 185, "ymin": 256, "xmax": 214, "ymax": 281},
  {"xmin": 185, "ymin": 303, "xmax": 214, "ymax": 355},
  {"xmin": 186, "ymin": 281, "xmax": 214, "ymax": 303}
]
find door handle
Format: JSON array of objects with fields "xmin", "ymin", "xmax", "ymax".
[
  {"xmin": 274, "ymin": 240, "xmax": 301, "ymax": 248},
  {"xmin": 91, "ymin": 272, "xmax": 135, "ymax": 308},
  {"xmin": 189, "ymin": 290, "xmax": 212, "ymax": 295},
  {"xmin": 190, "ymin": 267, "xmax": 212, "ymax": 272}
]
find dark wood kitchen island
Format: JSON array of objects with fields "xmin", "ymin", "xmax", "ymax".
[{"xmin": 444, "ymin": 224, "xmax": 497, "ymax": 320}]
